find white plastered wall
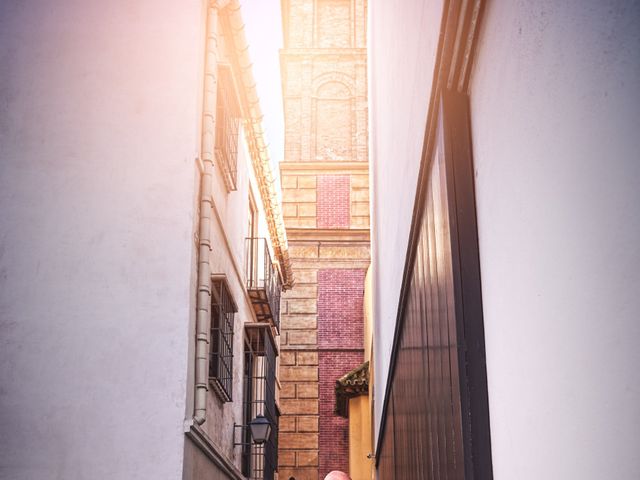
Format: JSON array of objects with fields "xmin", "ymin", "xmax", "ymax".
[
  {"xmin": 368, "ymin": 0, "xmax": 444, "ymax": 441},
  {"xmin": 0, "ymin": 0, "xmax": 203, "ymax": 478},
  {"xmin": 469, "ymin": 1, "xmax": 640, "ymax": 478},
  {"xmin": 369, "ymin": 1, "xmax": 640, "ymax": 475}
]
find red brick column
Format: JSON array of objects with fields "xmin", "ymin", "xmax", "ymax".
[{"xmin": 317, "ymin": 269, "xmax": 366, "ymax": 479}]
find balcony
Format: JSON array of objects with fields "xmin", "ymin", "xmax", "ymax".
[{"xmin": 245, "ymin": 238, "xmax": 282, "ymax": 332}]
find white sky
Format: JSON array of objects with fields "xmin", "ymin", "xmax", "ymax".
[{"xmin": 240, "ymin": 0, "xmax": 285, "ymax": 176}]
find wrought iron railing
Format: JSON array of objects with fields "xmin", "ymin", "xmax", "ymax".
[{"xmin": 245, "ymin": 237, "xmax": 282, "ymax": 332}]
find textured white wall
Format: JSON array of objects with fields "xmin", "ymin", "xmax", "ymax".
[
  {"xmin": 368, "ymin": 0, "xmax": 443, "ymax": 440},
  {"xmin": 0, "ymin": 0, "xmax": 203, "ymax": 478},
  {"xmin": 370, "ymin": 0, "xmax": 640, "ymax": 475},
  {"xmin": 470, "ymin": 1, "xmax": 640, "ymax": 478}
]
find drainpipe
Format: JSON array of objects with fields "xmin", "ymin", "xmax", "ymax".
[{"xmin": 194, "ymin": 0, "xmax": 222, "ymax": 426}]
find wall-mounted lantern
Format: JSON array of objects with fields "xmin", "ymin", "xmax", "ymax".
[
  {"xmin": 234, "ymin": 414, "xmax": 272, "ymax": 447},
  {"xmin": 248, "ymin": 414, "xmax": 271, "ymax": 444}
]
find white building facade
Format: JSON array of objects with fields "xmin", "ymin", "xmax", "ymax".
[
  {"xmin": 368, "ymin": 1, "xmax": 640, "ymax": 479},
  {"xmin": 0, "ymin": 1, "xmax": 289, "ymax": 479}
]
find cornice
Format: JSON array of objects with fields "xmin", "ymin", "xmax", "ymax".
[
  {"xmin": 279, "ymin": 161, "xmax": 369, "ymax": 175},
  {"xmin": 281, "ymin": 48, "xmax": 367, "ymax": 56},
  {"xmin": 281, "ymin": 259, "xmax": 371, "ymax": 270},
  {"xmin": 286, "ymin": 228, "xmax": 370, "ymax": 243}
]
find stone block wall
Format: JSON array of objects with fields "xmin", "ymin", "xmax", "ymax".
[
  {"xmin": 281, "ymin": 167, "xmax": 370, "ymax": 230},
  {"xmin": 278, "ymin": 246, "xmax": 369, "ymax": 480}
]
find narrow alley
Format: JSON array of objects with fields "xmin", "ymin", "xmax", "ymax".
[{"xmin": 0, "ymin": 1, "xmax": 639, "ymax": 480}]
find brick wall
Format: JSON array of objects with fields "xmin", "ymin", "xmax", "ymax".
[
  {"xmin": 319, "ymin": 350, "xmax": 363, "ymax": 478},
  {"xmin": 318, "ymin": 269, "xmax": 366, "ymax": 478},
  {"xmin": 318, "ymin": 269, "xmax": 365, "ymax": 349},
  {"xmin": 317, "ymin": 175, "xmax": 350, "ymax": 229}
]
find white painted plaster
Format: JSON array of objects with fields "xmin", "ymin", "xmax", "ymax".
[
  {"xmin": 0, "ymin": 0, "xmax": 203, "ymax": 478},
  {"xmin": 368, "ymin": 0, "xmax": 444, "ymax": 441},
  {"xmin": 369, "ymin": 0, "xmax": 640, "ymax": 475},
  {"xmin": 470, "ymin": 1, "xmax": 640, "ymax": 478}
]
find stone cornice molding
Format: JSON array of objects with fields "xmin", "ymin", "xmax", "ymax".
[
  {"xmin": 279, "ymin": 161, "xmax": 368, "ymax": 174},
  {"xmin": 281, "ymin": 48, "xmax": 367, "ymax": 56},
  {"xmin": 286, "ymin": 228, "xmax": 370, "ymax": 243}
]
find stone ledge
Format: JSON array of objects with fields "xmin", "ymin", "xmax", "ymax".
[
  {"xmin": 280, "ymin": 161, "xmax": 369, "ymax": 174},
  {"xmin": 184, "ymin": 421, "xmax": 244, "ymax": 480},
  {"xmin": 286, "ymin": 228, "xmax": 370, "ymax": 242}
]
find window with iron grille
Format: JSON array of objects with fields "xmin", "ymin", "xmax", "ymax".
[
  {"xmin": 242, "ymin": 325, "xmax": 278, "ymax": 480},
  {"xmin": 209, "ymin": 278, "xmax": 237, "ymax": 402},
  {"xmin": 215, "ymin": 65, "xmax": 240, "ymax": 192}
]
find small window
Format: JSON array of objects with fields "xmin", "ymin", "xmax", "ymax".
[
  {"xmin": 209, "ymin": 277, "xmax": 237, "ymax": 402},
  {"xmin": 215, "ymin": 65, "xmax": 240, "ymax": 191}
]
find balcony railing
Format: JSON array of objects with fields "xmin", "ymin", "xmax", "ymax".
[{"xmin": 245, "ymin": 238, "xmax": 282, "ymax": 332}]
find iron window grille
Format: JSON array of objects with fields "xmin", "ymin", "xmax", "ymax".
[
  {"xmin": 209, "ymin": 277, "xmax": 237, "ymax": 403},
  {"xmin": 241, "ymin": 324, "xmax": 279, "ymax": 480},
  {"xmin": 215, "ymin": 64, "xmax": 240, "ymax": 192}
]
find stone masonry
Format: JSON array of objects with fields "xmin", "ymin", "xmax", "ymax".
[{"xmin": 278, "ymin": 1, "xmax": 369, "ymax": 479}]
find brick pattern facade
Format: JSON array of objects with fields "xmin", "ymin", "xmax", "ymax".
[
  {"xmin": 318, "ymin": 269, "xmax": 365, "ymax": 349},
  {"xmin": 319, "ymin": 350, "xmax": 363, "ymax": 477},
  {"xmin": 278, "ymin": 1, "xmax": 369, "ymax": 479},
  {"xmin": 318, "ymin": 269, "xmax": 366, "ymax": 478},
  {"xmin": 317, "ymin": 176, "xmax": 351, "ymax": 229}
]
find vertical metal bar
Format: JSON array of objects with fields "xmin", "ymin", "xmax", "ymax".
[
  {"xmin": 242, "ymin": 327, "xmax": 278, "ymax": 480},
  {"xmin": 209, "ymin": 280, "xmax": 235, "ymax": 402}
]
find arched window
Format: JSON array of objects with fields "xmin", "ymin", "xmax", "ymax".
[{"xmin": 314, "ymin": 81, "xmax": 352, "ymax": 161}]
